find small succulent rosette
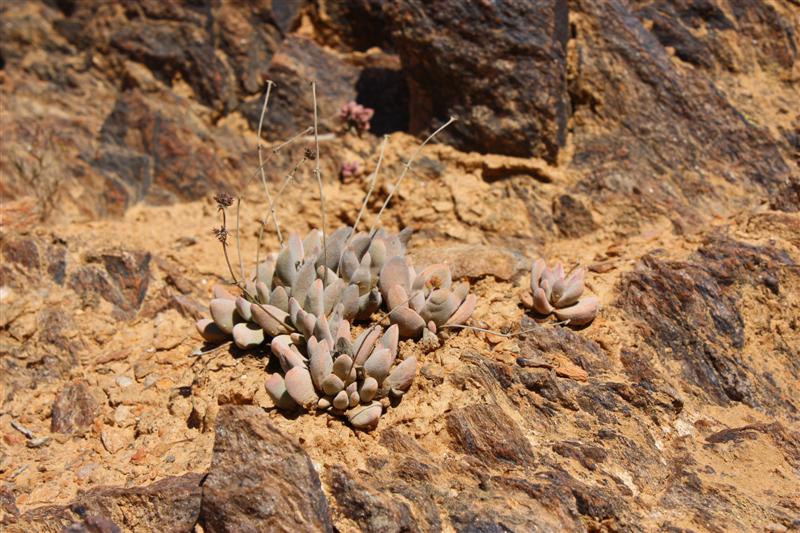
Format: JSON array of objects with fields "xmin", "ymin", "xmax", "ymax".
[
  {"xmin": 522, "ymin": 258, "xmax": 599, "ymax": 326},
  {"xmin": 339, "ymin": 101, "xmax": 374, "ymax": 134},
  {"xmin": 378, "ymin": 257, "xmax": 477, "ymax": 338},
  {"xmin": 266, "ymin": 319, "xmax": 416, "ymax": 430}
]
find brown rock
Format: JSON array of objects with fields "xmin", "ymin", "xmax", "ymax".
[
  {"xmin": 569, "ymin": 0, "xmax": 793, "ymax": 230},
  {"xmin": 446, "ymin": 404, "xmax": 534, "ymax": 466},
  {"xmin": 618, "ymin": 236, "xmax": 798, "ymax": 410},
  {"xmin": 51, "ymin": 379, "xmax": 97, "ymax": 435},
  {"xmin": 69, "ymin": 249, "xmax": 151, "ymax": 318},
  {"xmin": 199, "ymin": 405, "xmax": 333, "ymax": 533},
  {"xmin": 244, "ymin": 35, "xmax": 360, "ymax": 139},
  {"xmin": 7, "ymin": 474, "xmax": 202, "ymax": 533},
  {"xmin": 310, "ymin": 0, "xmax": 392, "ymax": 52},
  {"xmin": 552, "ymin": 194, "xmax": 598, "ymax": 238},
  {"xmin": 517, "ymin": 316, "xmax": 610, "ymax": 375},
  {"xmin": 96, "ymin": 89, "xmax": 237, "ymax": 208},
  {"xmin": 386, "ymin": 0, "xmax": 568, "ymax": 161},
  {"xmin": 327, "ymin": 466, "xmax": 419, "ymax": 533}
]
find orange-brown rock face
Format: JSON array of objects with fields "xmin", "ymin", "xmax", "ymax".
[{"xmin": 1, "ymin": 1, "xmax": 798, "ymax": 532}]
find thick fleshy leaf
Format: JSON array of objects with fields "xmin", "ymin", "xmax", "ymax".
[
  {"xmin": 278, "ymin": 345, "xmax": 306, "ymax": 372},
  {"xmin": 347, "ymin": 382, "xmax": 360, "ymax": 407},
  {"xmin": 195, "ymin": 318, "xmax": 229, "ymax": 343},
  {"xmin": 555, "ymin": 268, "xmax": 585, "ymax": 308},
  {"xmin": 235, "ymin": 297, "xmax": 252, "ymax": 322},
  {"xmin": 291, "ymin": 260, "xmax": 317, "ymax": 306},
  {"xmin": 364, "ymin": 347, "xmax": 392, "ymax": 382},
  {"xmin": 368, "ymin": 238, "xmax": 386, "ymax": 274},
  {"xmin": 445, "ymin": 293, "xmax": 478, "ymax": 326},
  {"xmin": 209, "ymin": 298, "xmax": 237, "ymax": 334},
  {"xmin": 340, "ymin": 250, "xmax": 360, "ymax": 282},
  {"xmin": 540, "ymin": 278, "xmax": 553, "ymax": 303},
  {"xmin": 550, "ymin": 277, "xmax": 566, "ymax": 306},
  {"xmin": 332, "ymin": 354, "xmax": 353, "ymax": 382},
  {"xmin": 452, "ymin": 281, "xmax": 470, "ymax": 302},
  {"xmin": 532, "ymin": 287, "xmax": 553, "ymax": 315},
  {"xmin": 232, "ymin": 322, "xmax": 265, "ymax": 350},
  {"xmin": 531, "ymin": 258, "xmax": 547, "ymax": 292},
  {"xmin": 276, "ymin": 234, "xmax": 303, "ymax": 286},
  {"xmin": 313, "ymin": 314, "xmax": 334, "ymax": 347},
  {"xmin": 553, "ymin": 296, "xmax": 599, "ymax": 326},
  {"xmin": 380, "ymin": 324, "xmax": 399, "ymax": 359},
  {"xmin": 304, "ymin": 278, "xmax": 325, "ymax": 317},
  {"xmin": 409, "ymin": 290, "xmax": 425, "ymax": 313},
  {"xmin": 412, "ymin": 263, "xmax": 452, "ymax": 294},
  {"xmin": 353, "ymin": 326, "xmax": 381, "ymax": 365},
  {"xmin": 256, "ymin": 257, "xmax": 276, "ymax": 288},
  {"xmin": 309, "ymin": 338, "xmax": 333, "ymax": 390},
  {"xmin": 270, "ymin": 286, "xmax": 289, "ymax": 313},
  {"xmin": 341, "ymin": 284, "xmax": 359, "ymax": 318},
  {"xmin": 420, "ymin": 289, "xmax": 460, "ymax": 325},
  {"xmin": 212, "ymin": 284, "xmax": 236, "ymax": 300},
  {"xmin": 251, "ymin": 304, "xmax": 291, "ymax": 336},
  {"xmin": 379, "ymin": 256, "xmax": 411, "ymax": 299},
  {"xmin": 350, "ymin": 257, "xmax": 372, "ymax": 294},
  {"xmin": 285, "ymin": 366, "xmax": 318, "ymax": 409},
  {"xmin": 255, "ymin": 281, "xmax": 271, "ymax": 304},
  {"xmin": 389, "ymin": 306, "xmax": 426, "ymax": 339},
  {"xmin": 323, "ymin": 278, "xmax": 346, "ymax": 316},
  {"xmin": 302, "ymin": 229, "xmax": 322, "ymax": 260},
  {"xmin": 321, "ymin": 374, "xmax": 345, "ymax": 395},
  {"xmin": 385, "ymin": 356, "xmax": 417, "ymax": 395},
  {"xmin": 332, "ymin": 390, "xmax": 349, "ymax": 411},
  {"xmin": 327, "ymin": 303, "xmax": 344, "ymax": 340},
  {"xmin": 335, "ymin": 319, "xmax": 351, "ymax": 345},
  {"xmin": 347, "ymin": 402, "xmax": 382, "ymax": 430},
  {"xmin": 541, "ymin": 266, "xmax": 559, "ymax": 297},
  {"xmin": 319, "ymin": 226, "xmax": 352, "ymax": 271},
  {"xmin": 270, "ymin": 335, "xmax": 293, "ymax": 360},
  {"xmin": 265, "ymin": 373, "xmax": 297, "ymax": 410},
  {"xmin": 356, "ymin": 289, "xmax": 381, "ymax": 320},
  {"xmin": 348, "ymin": 233, "xmax": 371, "ymax": 260},
  {"xmin": 386, "ymin": 284, "xmax": 409, "ymax": 312},
  {"xmin": 359, "ymin": 376, "xmax": 378, "ymax": 403}
]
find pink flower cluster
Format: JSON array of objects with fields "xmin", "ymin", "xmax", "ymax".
[
  {"xmin": 339, "ymin": 101, "xmax": 374, "ymax": 134},
  {"xmin": 340, "ymin": 161, "xmax": 361, "ymax": 181}
]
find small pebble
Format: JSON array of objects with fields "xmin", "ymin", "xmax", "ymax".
[
  {"xmin": 116, "ymin": 376, "xmax": 133, "ymax": 387},
  {"xmin": 165, "ymin": 454, "xmax": 176, "ymax": 463}
]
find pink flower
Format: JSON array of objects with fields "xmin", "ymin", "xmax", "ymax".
[
  {"xmin": 339, "ymin": 101, "xmax": 374, "ymax": 134},
  {"xmin": 340, "ymin": 161, "xmax": 361, "ymax": 179}
]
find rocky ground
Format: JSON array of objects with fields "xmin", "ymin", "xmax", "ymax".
[{"xmin": 1, "ymin": 1, "xmax": 799, "ymax": 532}]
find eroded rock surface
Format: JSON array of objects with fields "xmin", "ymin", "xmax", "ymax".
[
  {"xmin": 199, "ymin": 405, "xmax": 333, "ymax": 533},
  {"xmin": 1, "ymin": 1, "xmax": 798, "ymax": 532}
]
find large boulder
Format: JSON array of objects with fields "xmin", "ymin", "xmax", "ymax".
[{"xmin": 386, "ymin": 0, "xmax": 569, "ymax": 162}]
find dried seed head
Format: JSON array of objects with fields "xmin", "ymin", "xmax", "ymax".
[
  {"xmin": 212, "ymin": 226, "xmax": 229, "ymax": 245},
  {"xmin": 213, "ymin": 192, "xmax": 233, "ymax": 209}
]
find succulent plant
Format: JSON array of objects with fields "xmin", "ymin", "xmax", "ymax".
[
  {"xmin": 197, "ymin": 225, "xmax": 478, "ymax": 346},
  {"xmin": 339, "ymin": 101, "xmax": 374, "ymax": 134},
  {"xmin": 378, "ymin": 256, "xmax": 477, "ymax": 338},
  {"xmin": 340, "ymin": 161, "xmax": 361, "ymax": 181},
  {"xmin": 196, "ymin": 226, "xmax": 414, "ymax": 348},
  {"xmin": 522, "ymin": 258, "xmax": 599, "ymax": 326},
  {"xmin": 265, "ymin": 318, "xmax": 416, "ymax": 430}
]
